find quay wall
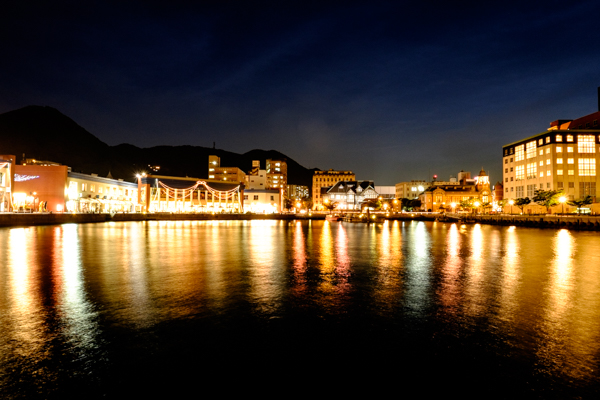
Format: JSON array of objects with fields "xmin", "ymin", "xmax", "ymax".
[
  {"xmin": 0, "ymin": 212, "xmax": 324, "ymax": 228},
  {"xmin": 444, "ymin": 213, "xmax": 600, "ymax": 231}
]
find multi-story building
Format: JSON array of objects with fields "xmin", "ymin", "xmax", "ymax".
[
  {"xmin": 208, "ymin": 155, "xmax": 246, "ymax": 183},
  {"xmin": 287, "ymin": 184, "xmax": 309, "ymax": 200},
  {"xmin": 395, "ymin": 180, "xmax": 428, "ymax": 200},
  {"xmin": 419, "ymin": 169, "xmax": 492, "ymax": 212},
  {"xmin": 312, "ymin": 169, "xmax": 355, "ymax": 209},
  {"xmin": 502, "ymin": 110, "xmax": 600, "ymax": 202},
  {"xmin": 321, "ymin": 181, "xmax": 378, "ymax": 210},
  {"xmin": 266, "ymin": 158, "xmax": 287, "ymax": 194}
]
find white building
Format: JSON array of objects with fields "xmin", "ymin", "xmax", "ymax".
[{"xmin": 243, "ymin": 189, "xmax": 281, "ymax": 214}]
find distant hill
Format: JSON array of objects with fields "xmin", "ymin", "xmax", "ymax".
[{"xmin": 0, "ymin": 106, "xmax": 317, "ymax": 188}]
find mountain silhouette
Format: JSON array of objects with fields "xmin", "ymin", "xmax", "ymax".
[{"xmin": 0, "ymin": 106, "xmax": 317, "ymax": 188}]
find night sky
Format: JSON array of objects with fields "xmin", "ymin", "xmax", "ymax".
[{"xmin": 2, "ymin": 1, "xmax": 600, "ymax": 185}]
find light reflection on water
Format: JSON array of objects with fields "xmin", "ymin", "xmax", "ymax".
[{"xmin": 1, "ymin": 220, "xmax": 599, "ymax": 396}]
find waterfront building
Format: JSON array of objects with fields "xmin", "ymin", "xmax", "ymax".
[
  {"xmin": 419, "ymin": 169, "xmax": 491, "ymax": 212},
  {"xmin": 208, "ymin": 155, "xmax": 246, "ymax": 183},
  {"xmin": 246, "ymin": 167, "xmax": 267, "ymax": 189},
  {"xmin": 243, "ymin": 189, "xmax": 281, "ymax": 213},
  {"xmin": 312, "ymin": 169, "xmax": 355, "ymax": 209},
  {"xmin": 502, "ymin": 108, "xmax": 600, "ymax": 203},
  {"xmin": 265, "ymin": 158, "xmax": 287, "ymax": 194},
  {"xmin": 0, "ymin": 155, "xmax": 15, "ymax": 212},
  {"xmin": 287, "ymin": 184, "xmax": 309, "ymax": 200},
  {"xmin": 374, "ymin": 186, "xmax": 395, "ymax": 200},
  {"xmin": 137, "ymin": 174, "xmax": 244, "ymax": 213},
  {"xmin": 6, "ymin": 159, "xmax": 138, "ymax": 213},
  {"xmin": 395, "ymin": 180, "xmax": 428, "ymax": 200},
  {"xmin": 321, "ymin": 180, "xmax": 378, "ymax": 210}
]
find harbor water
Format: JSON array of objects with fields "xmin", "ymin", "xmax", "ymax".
[{"xmin": 1, "ymin": 220, "xmax": 599, "ymax": 398}]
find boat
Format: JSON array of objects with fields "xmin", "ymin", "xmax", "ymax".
[{"xmin": 326, "ymin": 214, "xmax": 342, "ymax": 221}]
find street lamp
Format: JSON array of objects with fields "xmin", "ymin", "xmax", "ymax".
[
  {"xmin": 508, "ymin": 199, "xmax": 514, "ymax": 215},
  {"xmin": 559, "ymin": 196, "xmax": 567, "ymax": 215},
  {"xmin": 451, "ymin": 202, "xmax": 456, "ymax": 213},
  {"xmin": 474, "ymin": 201, "xmax": 480, "ymax": 214}
]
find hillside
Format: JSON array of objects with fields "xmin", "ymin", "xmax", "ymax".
[{"xmin": 0, "ymin": 106, "xmax": 317, "ymax": 188}]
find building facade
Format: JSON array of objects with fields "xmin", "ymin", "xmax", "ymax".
[
  {"xmin": 419, "ymin": 170, "xmax": 492, "ymax": 212},
  {"xmin": 395, "ymin": 180, "xmax": 428, "ymax": 200},
  {"xmin": 312, "ymin": 169, "xmax": 355, "ymax": 209},
  {"xmin": 265, "ymin": 158, "xmax": 287, "ymax": 194},
  {"xmin": 243, "ymin": 189, "xmax": 281, "ymax": 214},
  {"xmin": 208, "ymin": 155, "xmax": 246, "ymax": 183},
  {"xmin": 502, "ymin": 111, "xmax": 600, "ymax": 202},
  {"xmin": 321, "ymin": 181, "xmax": 378, "ymax": 210}
]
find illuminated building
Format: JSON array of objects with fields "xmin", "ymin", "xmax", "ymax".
[
  {"xmin": 0, "ymin": 155, "xmax": 15, "ymax": 212},
  {"xmin": 4, "ymin": 157, "xmax": 138, "ymax": 213},
  {"xmin": 242, "ymin": 189, "xmax": 281, "ymax": 213},
  {"xmin": 137, "ymin": 174, "xmax": 244, "ymax": 213},
  {"xmin": 312, "ymin": 169, "xmax": 355, "ymax": 209},
  {"xmin": 395, "ymin": 180, "xmax": 428, "ymax": 200},
  {"xmin": 287, "ymin": 184, "xmax": 309, "ymax": 200},
  {"xmin": 208, "ymin": 155, "xmax": 246, "ymax": 183},
  {"xmin": 419, "ymin": 169, "xmax": 491, "ymax": 212},
  {"xmin": 502, "ymin": 109, "xmax": 600, "ymax": 203},
  {"xmin": 266, "ymin": 158, "xmax": 287, "ymax": 194},
  {"xmin": 321, "ymin": 181, "xmax": 378, "ymax": 210}
]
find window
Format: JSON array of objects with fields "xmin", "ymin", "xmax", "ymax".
[
  {"xmin": 568, "ymin": 170, "xmax": 574, "ymax": 176},
  {"xmin": 546, "ymin": 137, "xmax": 550, "ymax": 144},
  {"xmin": 538, "ymin": 139, "xmax": 543, "ymax": 146},
  {"xmin": 557, "ymin": 182, "xmax": 563, "ymax": 189},
  {"xmin": 540, "ymin": 172, "xmax": 544, "ymax": 177},
  {"xmin": 510, "ymin": 167, "xmax": 514, "ymax": 172},
  {"xmin": 539, "ymin": 161, "xmax": 543, "ymax": 166},
  {"xmin": 578, "ymin": 158, "xmax": 596, "ymax": 176},
  {"xmin": 539, "ymin": 150, "xmax": 544, "ymax": 156},
  {"xmin": 556, "ymin": 146, "xmax": 562, "ymax": 153},
  {"xmin": 547, "ymin": 183, "xmax": 551, "ymax": 189},
  {"xmin": 253, "ymin": 195, "xmax": 259, "ymax": 200},
  {"xmin": 526, "ymin": 141, "xmax": 536, "ymax": 159},
  {"xmin": 243, "ymin": 195, "xmax": 248, "ymax": 200},
  {"xmin": 505, "ymin": 168, "xmax": 508, "ymax": 173},
  {"xmin": 567, "ymin": 146, "xmax": 573, "ymax": 153},
  {"xmin": 557, "ymin": 158, "xmax": 563, "ymax": 164},
  {"xmin": 546, "ymin": 159, "xmax": 551, "ymax": 165},
  {"xmin": 270, "ymin": 196, "xmax": 274, "ymax": 201},
  {"xmin": 547, "ymin": 170, "xmax": 551, "ymax": 176},
  {"xmin": 527, "ymin": 184, "xmax": 537, "ymax": 198},
  {"xmin": 505, "ymin": 158, "xmax": 508, "ymax": 164},
  {"xmin": 515, "ymin": 145, "xmax": 525, "ymax": 161},
  {"xmin": 546, "ymin": 148, "xmax": 550, "ymax": 154},
  {"xmin": 516, "ymin": 186, "xmax": 524, "ymax": 197},
  {"xmin": 510, "ymin": 157, "xmax": 513, "ymax": 162},
  {"xmin": 526, "ymin": 163, "xmax": 537, "ymax": 179},
  {"xmin": 567, "ymin": 135, "xmax": 573, "ymax": 142},
  {"xmin": 556, "ymin": 135, "xmax": 562, "ymax": 142},
  {"xmin": 515, "ymin": 165, "xmax": 525, "ymax": 180},
  {"xmin": 510, "ymin": 177, "xmax": 513, "ymax": 181},
  {"xmin": 578, "ymin": 135, "xmax": 595, "ymax": 153},
  {"xmin": 557, "ymin": 170, "xmax": 563, "ymax": 175},
  {"xmin": 580, "ymin": 182, "xmax": 596, "ymax": 196},
  {"xmin": 505, "ymin": 178, "xmax": 508, "ymax": 182},
  {"xmin": 81, "ymin": 183, "xmax": 87, "ymax": 191},
  {"xmin": 568, "ymin": 182, "xmax": 575, "ymax": 188},
  {"xmin": 91, "ymin": 185, "xmax": 95, "ymax": 192},
  {"xmin": 567, "ymin": 158, "xmax": 574, "ymax": 164}
]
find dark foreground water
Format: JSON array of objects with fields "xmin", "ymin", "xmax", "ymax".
[{"xmin": 1, "ymin": 220, "xmax": 599, "ymax": 398}]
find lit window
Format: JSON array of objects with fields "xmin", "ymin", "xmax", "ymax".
[
  {"xmin": 547, "ymin": 170, "xmax": 551, "ymax": 176},
  {"xmin": 545, "ymin": 137, "xmax": 550, "ymax": 144},
  {"xmin": 568, "ymin": 170, "xmax": 574, "ymax": 175},
  {"xmin": 540, "ymin": 172, "xmax": 544, "ymax": 177},
  {"xmin": 567, "ymin": 135, "xmax": 573, "ymax": 142},
  {"xmin": 557, "ymin": 158, "xmax": 563, "ymax": 164},
  {"xmin": 209, "ymin": 175, "xmax": 214, "ymax": 179},
  {"xmin": 539, "ymin": 161, "xmax": 543, "ymax": 166},
  {"xmin": 526, "ymin": 141, "xmax": 537, "ymax": 159},
  {"xmin": 538, "ymin": 139, "xmax": 543, "ymax": 146},
  {"xmin": 546, "ymin": 148, "xmax": 550, "ymax": 154},
  {"xmin": 557, "ymin": 170, "xmax": 563, "ymax": 175},
  {"xmin": 578, "ymin": 158, "xmax": 596, "ymax": 176},
  {"xmin": 567, "ymin": 146, "xmax": 573, "ymax": 153},
  {"xmin": 546, "ymin": 159, "xmax": 551, "ymax": 165},
  {"xmin": 515, "ymin": 145, "xmax": 525, "ymax": 161},
  {"xmin": 526, "ymin": 163, "xmax": 537, "ymax": 179},
  {"xmin": 556, "ymin": 146, "xmax": 562, "ymax": 152},
  {"xmin": 515, "ymin": 165, "xmax": 525, "ymax": 180},
  {"xmin": 556, "ymin": 135, "xmax": 562, "ymax": 142},
  {"xmin": 539, "ymin": 150, "xmax": 544, "ymax": 156},
  {"xmin": 567, "ymin": 158, "xmax": 574, "ymax": 164},
  {"xmin": 578, "ymin": 135, "xmax": 595, "ymax": 153}
]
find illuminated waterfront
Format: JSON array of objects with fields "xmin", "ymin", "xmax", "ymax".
[{"xmin": 1, "ymin": 220, "xmax": 599, "ymax": 398}]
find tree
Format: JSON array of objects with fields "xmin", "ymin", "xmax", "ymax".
[
  {"xmin": 323, "ymin": 200, "xmax": 338, "ymax": 213},
  {"xmin": 482, "ymin": 202, "xmax": 492, "ymax": 214},
  {"xmin": 362, "ymin": 199, "xmax": 381, "ymax": 211},
  {"xmin": 400, "ymin": 198, "xmax": 412, "ymax": 211},
  {"xmin": 533, "ymin": 189, "xmax": 562, "ymax": 214},
  {"xmin": 567, "ymin": 195, "xmax": 593, "ymax": 215},
  {"xmin": 514, "ymin": 197, "xmax": 531, "ymax": 214},
  {"xmin": 409, "ymin": 199, "xmax": 421, "ymax": 210}
]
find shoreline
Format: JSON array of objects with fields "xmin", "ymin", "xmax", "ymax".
[{"xmin": 1, "ymin": 212, "xmax": 599, "ymax": 231}]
